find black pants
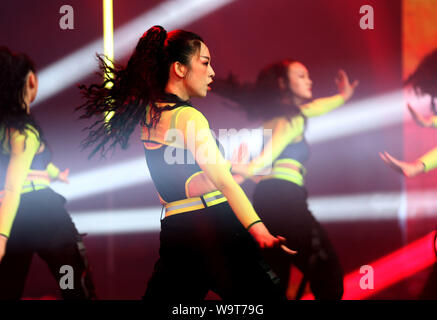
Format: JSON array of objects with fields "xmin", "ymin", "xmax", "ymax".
[
  {"xmin": 143, "ymin": 202, "xmax": 286, "ymax": 300},
  {"xmin": 0, "ymin": 188, "xmax": 96, "ymax": 300},
  {"xmin": 253, "ymin": 179, "xmax": 344, "ymax": 300}
]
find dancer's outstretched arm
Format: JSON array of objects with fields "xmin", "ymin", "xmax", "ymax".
[
  {"xmin": 232, "ymin": 116, "xmax": 303, "ymax": 178},
  {"xmin": 380, "ymin": 147, "xmax": 437, "ymax": 177},
  {"xmin": 300, "ymin": 70, "xmax": 358, "ymax": 117},
  {"xmin": 46, "ymin": 162, "xmax": 69, "ymax": 183},
  {"xmin": 177, "ymin": 107, "xmax": 295, "ymax": 253}
]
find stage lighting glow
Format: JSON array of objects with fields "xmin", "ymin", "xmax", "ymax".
[
  {"xmin": 53, "ymin": 89, "xmax": 422, "ymax": 201},
  {"xmin": 301, "ymin": 231, "xmax": 437, "ymax": 300},
  {"xmin": 308, "ymin": 191, "xmax": 401, "ymax": 221},
  {"xmin": 34, "ymin": 0, "xmax": 235, "ymax": 107},
  {"xmin": 311, "ymin": 189, "xmax": 437, "ymax": 221},
  {"xmin": 71, "ymin": 207, "xmax": 161, "ymax": 235},
  {"xmin": 63, "ymin": 189, "xmax": 437, "ymax": 235},
  {"xmin": 51, "ymin": 157, "xmax": 151, "ymax": 200},
  {"xmin": 306, "ymin": 90, "xmax": 405, "ymax": 144}
]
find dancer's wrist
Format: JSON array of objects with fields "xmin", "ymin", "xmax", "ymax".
[{"xmin": 246, "ymin": 219, "xmax": 262, "ymax": 231}]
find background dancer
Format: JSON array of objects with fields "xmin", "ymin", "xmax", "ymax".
[
  {"xmin": 380, "ymin": 49, "xmax": 437, "ymax": 300},
  {"xmin": 0, "ymin": 47, "xmax": 96, "ymax": 300},
  {"xmin": 215, "ymin": 59, "xmax": 358, "ymax": 299}
]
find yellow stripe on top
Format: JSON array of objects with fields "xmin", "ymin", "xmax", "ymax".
[
  {"xmin": 260, "ymin": 158, "xmax": 306, "ymax": 187},
  {"xmin": 143, "ymin": 142, "xmax": 163, "ymax": 150},
  {"xmin": 185, "ymin": 171, "xmax": 203, "ymax": 197}
]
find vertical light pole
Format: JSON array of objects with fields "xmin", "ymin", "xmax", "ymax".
[
  {"xmin": 103, "ymin": 0, "xmax": 115, "ymax": 122},
  {"xmin": 103, "ymin": 0, "xmax": 114, "ymax": 71},
  {"xmin": 103, "ymin": 0, "xmax": 115, "ymax": 298}
]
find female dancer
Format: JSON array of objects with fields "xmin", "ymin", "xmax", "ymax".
[
  {"xmin": 380, "ymin": 106, "xmax": 437, "ymax": 176},
  {"xmin": 216, "ymin": 59, "xmax": 358, "ymax": 299},
  {"xmin": 78, "ymin": 26, "xmax": 292, "ymax": 299},
  {"xmin": 381, "ymin": 49, "xmax": 437, "ymax": 175},
  {"xmin": 0, "ymin": 47, "xmax": 95, "ymax": 299},
  {"xmin": 380, "ymin": 49, "xmax": 437, "ymax": 299}
]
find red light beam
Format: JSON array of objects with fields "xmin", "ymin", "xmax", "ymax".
[{"xmin": 301, "ymin": 231, "xmax": 437, "ymax": 300}]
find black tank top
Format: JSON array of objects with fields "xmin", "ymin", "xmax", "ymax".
[
  {"xmin": 275, "ymin": 138, "xmax": 310, "ymax": 165},
  {"xmin": 142, "ymin": 102, "xmax": 226, "ymax": 203}
]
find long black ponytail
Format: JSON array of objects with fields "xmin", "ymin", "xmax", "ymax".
[{"xmin": 77, "ymin": 25, "xmax": 203, "ymax": 158}]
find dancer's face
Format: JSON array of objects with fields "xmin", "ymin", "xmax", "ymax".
[
  {"xmin": 287, "ymin": 62, "xmax": 313, "ymax": 101},
  {"xmin": 184, "ymin": 42, "xmax": 215, "ymax": 98}
]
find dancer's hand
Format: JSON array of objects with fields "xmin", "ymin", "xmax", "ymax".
[
  {"xmin": 231, "ymin": 163, "xmax": 250, "ymax": 178},
  {"xmin": 248, "ymin": 222, "xmax": 297, "ymax": 254},
  {"xmin": 231, "ymin": 143, "xmax": 251, "ymax": 178},
  {"xmin": 276, "ymin": 235, "xmax": 298, "ymax": 255},
  {"xmin": 335, "ymin": 69, "xmax": 359, "ymax": 102},
  {"xmin": 0, "ymin": 235, "xmax": 7, "ymax": 263},
  {"xmin": 58, "ymin": 168, "xmax": 69, "ymax": 184},
  {"xmin": 379, "ymin": 151, "xmax": 425, "ymax": 177},
  {"xmin": 232, "ymin": 174, "xmax": 245, "ymax": 185},
  {"xmin": 407, "ymin": 104, "xmax": 434, "ymax": 128}
]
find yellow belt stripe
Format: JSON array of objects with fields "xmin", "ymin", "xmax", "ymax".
[
  {"xmin": 164, "ymin": 190, "xmax": 227, "ymax": 217},
  {"xmin": 275, "ymin": 158, "xmax": 303, "ymax": 167},
  {"xmin": 205, "ymin": 197, "xmax": 227, "ymax": 207},
  {"xmin": 165, "ymin": 204, "xmax": 205, "ymax": 217},
  {"xmin": 261, "ymin": 173, "xmax": 304, "ymax": 186}
]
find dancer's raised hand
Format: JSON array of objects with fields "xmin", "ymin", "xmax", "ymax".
[
  {"xmin": 379, "ymin": 151, "xmax": 424, "ymax": 177},
  {"xmin": 335, "ymin": 69, "xmax": 359, "ymax": 101}
]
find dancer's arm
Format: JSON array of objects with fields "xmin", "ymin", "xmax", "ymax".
[
  {"xmin": 380, "ymin": 147, "xmax": 437, "ymax": 177},
  {"xmin": 299, "ymin": 94, "xmax": 345, "ymax": 117},
  {"xmin": 46, "ymin": 162, "xmax": 60, "ymax": 179},
  {"xmin": 240, "ymin": 117, "xmax": 303, "ymax": 177},
  {"xmin": 176, "ymin": 107, "xmax": 290, "ymax": 249},
  {"xmin": 379, "ymin": 148, "xmax": 437, "ymax": 177},
  {"xmin": 0, "ymin": 129, "xmax": 39, "ymax": 261},
  {"xmin": 300, "ymin": 70, "xmax": 358, "ymax": 117},
  {"xmin": 46, "ymin": 162, "xmax": 69, "ymax": 183}
]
